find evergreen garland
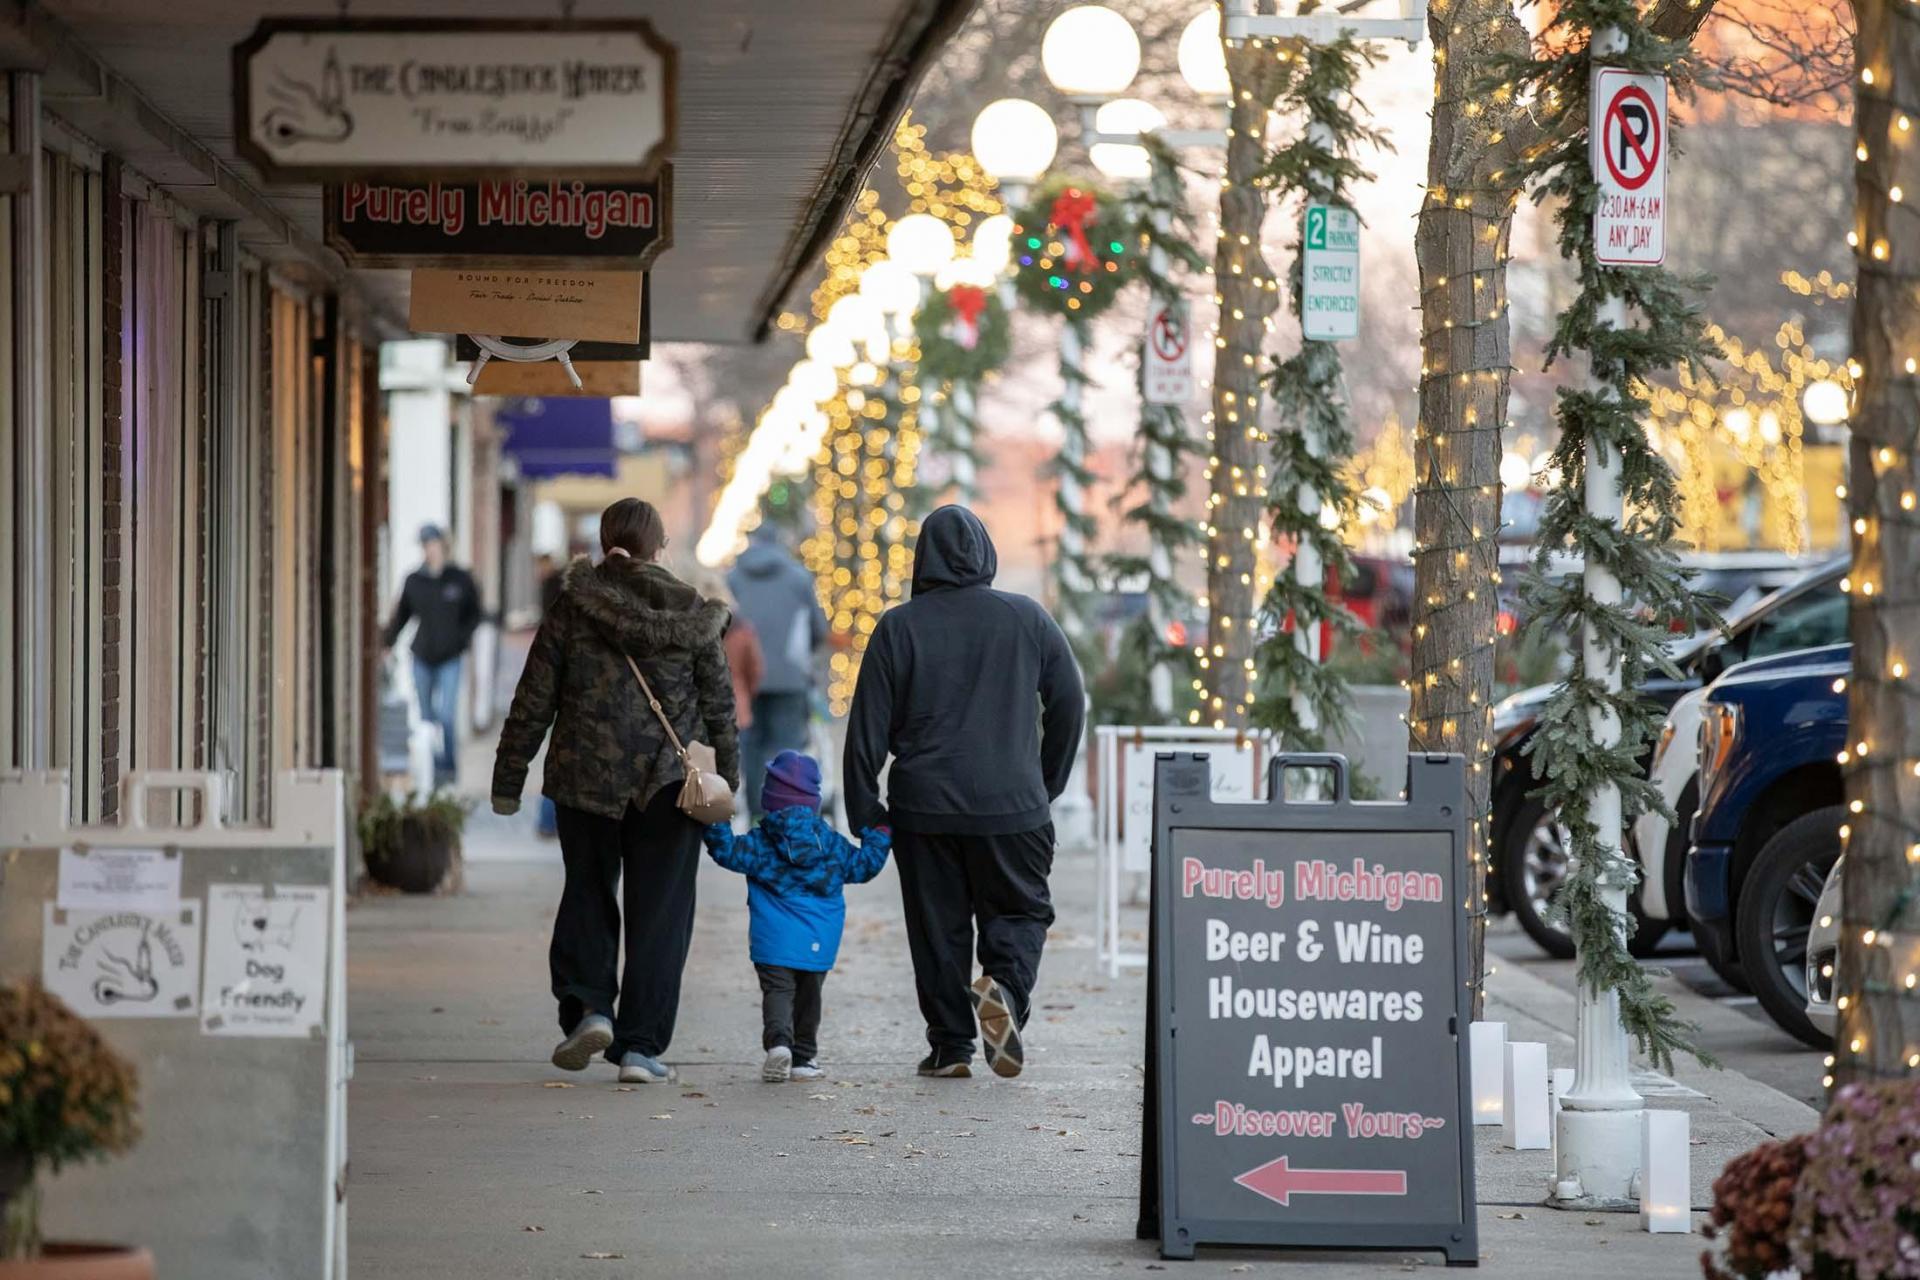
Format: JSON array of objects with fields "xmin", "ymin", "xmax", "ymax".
[
  {"xmin": 914, "ymin": 283, "xmax": 1012, "ymax": 384},
  {"xmin": 1010, "ymin": 178, "xmax": 1138, "ymax": 320},
  {"xmin": 1248, "ymin": 37, "xmax": 1383, "ymax": 750},
  {"xmin": 1050, "ymin": 312, "xmax": 1101, "ymax": 646},
  {"xmin": 1506, "ymin": 0, "xmax": 1721, "ymax": 1071},
  {"xmin": 1100, "ymin": 136, "xmax": 1210, "ymax": 726}
]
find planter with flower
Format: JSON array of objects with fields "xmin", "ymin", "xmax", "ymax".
[
  {"xmin": 357, "ymin": 790, "xmax": 471, "ymax": 893},
  {"xmin": 0, "ymin": 980, "xmax": 147, "ymax": 1278}
]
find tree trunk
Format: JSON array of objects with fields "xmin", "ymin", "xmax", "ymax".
[
  {"xmin": 1837, "ymin": 0, "xmax": 1920, "ymax": 1088},
  {"xmin": 1409, "ymin": 0, "xmax": 1528, "ymax": 1019},
  {"xmin": 1204, "ymin": 31, "xmax": 1290, "ymax": 728}
]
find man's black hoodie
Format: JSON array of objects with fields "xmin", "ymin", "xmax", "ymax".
[{"xmin": 844, "ymin": 505, "xmax": 1085, "ymax": 835}]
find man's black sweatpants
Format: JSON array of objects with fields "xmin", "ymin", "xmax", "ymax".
[
  {"xmin": 550, "ymin": 787, "xmax": 702, "ymax": 1063},
  {"xmin": 893, "ymin": 824, "xmax": 1056, "ymax": 1056}
]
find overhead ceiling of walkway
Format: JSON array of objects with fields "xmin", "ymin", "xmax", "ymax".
[{"xmin": 23, "ymin": 0, "xmax": 972, "ymax": 342}]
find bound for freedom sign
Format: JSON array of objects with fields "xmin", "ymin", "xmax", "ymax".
[{"xmin": 1142, "ymin": 753, "xmax": 1475, "ymax": 1263}]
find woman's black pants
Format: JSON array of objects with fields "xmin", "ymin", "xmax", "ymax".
[{"xmin": 551, "ymin": 788, "xmax": 702, "ymax": 1062}]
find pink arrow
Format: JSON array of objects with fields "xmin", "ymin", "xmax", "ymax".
[{"xmin": 1234, "ymin": 1156, "xmax": 1408, "ymax": 1207}]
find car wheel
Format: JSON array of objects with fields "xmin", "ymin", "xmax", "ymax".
[
  {"xmin": 1733, "ymin": 805, "xmax": 1841, "ymax": 1050},
  {"xmin": 1500, "ymin": 797, "xmax": 1668, "ymax": 960}
]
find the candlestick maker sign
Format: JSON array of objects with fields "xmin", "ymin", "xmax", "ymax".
[{"xmin": 1138, "ymin": 752, "xmax": 1477, "ymax": 1264}]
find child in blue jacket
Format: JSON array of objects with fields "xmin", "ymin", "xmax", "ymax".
[{"xmin": 703, "ymin": 750, "xmax": 891, "ymax": 1082}]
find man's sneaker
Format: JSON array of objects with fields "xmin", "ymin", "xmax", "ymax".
[
  {"xmin": 617, "ymin": 1052, "xmax": 677, "ymax": 1084},
  {"xmin": 551, "ymin": 1014, "xmax": 614, "ymax": 1071},
  {"xmin": 916, "ymin": 1048, "xmax": 972, "ymax": 1078},
  {"xmin": 762, "ymin": 1045, "xmax": 793, "ymax": 1083},
  {"xmin": 790, "ymin": 1060, "xmax": 824, "ymax": 1081},
  {"xmin": 970, "ymin": 975, "xmax": 1025, "ymax": 1079}
]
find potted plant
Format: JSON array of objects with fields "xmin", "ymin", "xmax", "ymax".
[
  {"xmin": 358, "ymin": 790, "xmax": 471, "ymax": 893},
  {"xmin": 0, "ymin": 980, "xmax": 147, "ymax": 1278}
]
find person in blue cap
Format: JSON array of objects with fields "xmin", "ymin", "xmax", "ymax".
[{"xmin": 702, "ymin": 751, "xmax": 891, "ymax": 1082}]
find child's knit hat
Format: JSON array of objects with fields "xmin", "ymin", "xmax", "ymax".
[{"xmin": 762, "ymin": 750, "xmax": 822, "ymax": 813}]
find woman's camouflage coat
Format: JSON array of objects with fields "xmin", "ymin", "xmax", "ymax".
[{"xmin": 492, "ymin": 556, "xmax": 741, "ymax": 819}]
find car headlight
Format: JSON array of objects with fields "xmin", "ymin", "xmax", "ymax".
[
  {"xmin": 1651, "ymin": 719, "xmax": 1677, "ymax": 772},
  {"xmin": 1698, "ymin": 702, "xmax": 1742, "ymax": 791}
]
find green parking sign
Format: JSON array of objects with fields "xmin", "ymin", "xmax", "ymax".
[{"xmin": 1302, "ymin": 203, "xmax": 1360, "ymax": 341}]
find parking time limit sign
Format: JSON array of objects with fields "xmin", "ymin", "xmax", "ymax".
[{"xmin": 1590, "ymin": 67, "xmax": 1667, "ymax": 266}]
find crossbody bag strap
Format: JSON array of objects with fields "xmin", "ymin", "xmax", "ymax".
[{"xmin": 623, "ymin": 652, "xmax": 689, "ymax": 759}]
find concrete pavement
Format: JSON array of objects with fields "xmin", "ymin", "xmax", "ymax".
[{"xmin": 346, "ymin": 785, "xmax": 1818, "ymax": 1278}]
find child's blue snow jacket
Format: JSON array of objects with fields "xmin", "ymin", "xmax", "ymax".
[{"xmin": 702, "ymin": 807, "xmax": 891, "ymax": 971}]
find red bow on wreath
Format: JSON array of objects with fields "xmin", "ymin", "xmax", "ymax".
[
  {"xmin": 945, "ymin": 284, "xmax": 988, "ymax": 350},
  {"xmin": 1049, "ymin": 188, "xmax": 1099, "ymax": 273}
]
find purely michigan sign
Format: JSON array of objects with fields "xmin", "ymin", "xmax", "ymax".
[
  {"xmin": 325, "ymin": 169, "xmax": 672, "ymax": 269},
  {"xmin": 1301, "ymin": 202, "xmax": 1360, "ymax": 341},
  {"xmin": 233, "ymin": 18, "xmax": 676, "ymax": 181},
  {"xmin": 1141, "ymin": 753, "xmax": 1476, "ymax": 1264}
]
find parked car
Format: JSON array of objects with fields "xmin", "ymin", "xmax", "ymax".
[
  {"xmin": 1687, "ymin": 643, "xmax": 1850, "ymax": 1047},
  {"xmin": 1489, "ymin": 556, "xmax": 1846, "ymax": 958},
  {"xmin": 1805, "ymin": 855, "xmax": 1842, "ymax": 1039}
]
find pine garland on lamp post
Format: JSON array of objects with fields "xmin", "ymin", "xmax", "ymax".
[
  {"xmin": 913, "ymin": 281, "xmax": 1011, "ymax": 508},
  {"xmin": 1102, "ymin": 137, "xmax": 1209, "ymax": 726},
  {"xmin": 1011, "ymin": 178, "xmax": 1138, "ymax": 644},
  {"xmin": 1506, "ymin": 0, "xmax": 1720, "ymax": 1205},
  {"xmin": 1836, "ymin": 0, "xmax": 1920, "ymax": 1090},
  {"xmin": 1249, "ymin": 37, "xmax": 1382, "ymax": 751}
]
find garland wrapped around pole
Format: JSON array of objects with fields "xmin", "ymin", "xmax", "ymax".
[
  {"xmin": 1249, "ymin": 38, "xmax": 1382, "ymax": 750},
  {"xmin": 1012, "ymin": 179, "xmax": 1138, "ymax": 643},
  {"xmin": 914, "ymin": 281, "xmax": 1011, "ymax": 508},
  {"xmin": 1506, "ymin": 0, "xmax": 1720, "ymax": 1204},
  {"xmin": 1100, "ymin": 137, "xmax": 1208, "ymax": 726}
]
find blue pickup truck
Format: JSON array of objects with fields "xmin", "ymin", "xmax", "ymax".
[{"xmin": 1687, "ymin": 643, "xmax": 1850, "ymax": 1047}]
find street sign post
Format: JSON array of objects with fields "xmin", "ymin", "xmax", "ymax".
[
  {"xmin": 1590, "ymin": 68, "xmax": 1667, "ymax": 266},
  {"xmin": 1144, "ymin": 299, "xmax": 1194, "ymax": 405},
  {"xmin": 233, "ymin": 18, "xmax": 676, "ymax": 182},
  {"xmin": 1138, "ymin": 752, "xmax": 1477, "ymax": 1264},
  {"xmin": 1301, "ymin": 203, "xmax": 1360, "ymax": 341}
]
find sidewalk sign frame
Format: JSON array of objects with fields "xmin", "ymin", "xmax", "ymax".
[
  {"xmin": 1137, "ymin": 751, "xmax": 1478, "ymax": 1264},
  {"xmin": 0, "ymin": 770, "xmax": 349, "ymax": 1280}
]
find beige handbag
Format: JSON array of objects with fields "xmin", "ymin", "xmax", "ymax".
[{"xmin": 623, "ymin": 653, "xmax": 735, "ymax": 824}]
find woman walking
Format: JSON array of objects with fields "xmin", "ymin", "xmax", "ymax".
[{"xmin": 492, "ymin": 499, "xmax": 741, "ymax": 1083}]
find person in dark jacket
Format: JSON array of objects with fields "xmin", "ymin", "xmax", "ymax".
[
  {"xmin": 703, "ymin": 751, "xmax": 891, "ymax": 1083},
  {"xmin": 843, "ymin": 505, "xmax": 1085, "ymax": 1080},
  {"xmin": 728, "ymin": 524, "xmax": 829, "ymax": 815},
  {"xmin": 382, "ymin": 524, "xmax": 483, "ymax": 786},
  {"xmin": 492, "ymin": 498, "xmax": 740, "ymax": 1085}
]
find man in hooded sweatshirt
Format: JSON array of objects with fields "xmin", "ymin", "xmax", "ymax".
[
  {"xmin": 729, "ymin": 524, "xmax": 830, "ymax": 815},
  {"xmin": 844, "ymin": 505, "xmax": 1085, "ymax": 1079}
]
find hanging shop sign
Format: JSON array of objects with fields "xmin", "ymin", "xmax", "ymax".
[
  {"xmin": 1139, "ymin": 752, "xmax": 1476, "ymax": 1264},
  {"xmin": 1144, "ymin": 298, "xmax": 1194, "ymax": 406},
  {"xmin": 410, "ymin": 268, "xmax": 643, "ymax": 344},
  {"xmin": 326, "ymin": 168, "xmax": 671, "ymax": 269},
  {"xmin": 1301, "ymin": 203, "xmax": 1361, "ymax": 341},
  {"xmin": 233, "ymin": 18, "xmax": 676, "ymax": 182},
  {"xmin": 1590, "ymin": 68, "xmax": 1667, "ymax": 266}
]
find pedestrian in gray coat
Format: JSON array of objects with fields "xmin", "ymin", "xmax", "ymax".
[{"xmin": 728, "ymin": 524, "xmax": 829, "ymax": 815}]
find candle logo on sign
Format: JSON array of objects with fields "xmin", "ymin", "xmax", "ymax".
[
  {"xmin": 41, "ymin": 903, "xmax": 202, "ymax": 1019},
  {"xmin": 262, "ymin": 50, "xmax": 354, "ymax": 148}
]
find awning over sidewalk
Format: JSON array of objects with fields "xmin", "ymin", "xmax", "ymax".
[
  {"xmin": 498, "ymin": 400, "xmax": 619, "ymax": 480},
  {"xmin": 12, "ymin": 0, "xmax": 977, "ymax": 343}
]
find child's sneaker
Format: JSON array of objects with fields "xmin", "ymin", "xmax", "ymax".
[
  {"xmin": 790, "ymin": 1059, "xmax": 824, "ymax": 1081},
  {"xmin": 762, "ymin": 1045, "xmax": 793, "ymax": 1083},
  {"xmin": 617, "ymin": 1052, "xmax": 676, "ymax": 1084},
  {"xmin": 916, "ymin": 1048, "xmax": 972, "ymax": 1078},
  {"xmin": 971, "ymin": 975, "xmax": 1025, "ymax": 1078}
]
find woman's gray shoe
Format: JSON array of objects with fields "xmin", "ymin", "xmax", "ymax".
[
  {"xmin": 618, "ymin": 1051, "xmax": 677, "ymax": 1084},
  {"xmin": 551, "ymin": 1014, "xmax": 614, "ymax": 1071}
]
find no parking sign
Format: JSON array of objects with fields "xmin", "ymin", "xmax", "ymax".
[{"xmin": 1591, "ymin": 67, "xmax": 1667, "ymax": 265}]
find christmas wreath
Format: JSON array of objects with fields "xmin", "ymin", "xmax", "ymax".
[
  {"xmin": 1010, "ymin": 178, "xmax": 1136, "ymax": 319},
  {"xmin": 914, "ymin": 282, "xmax": 1011, "ymax": 383}
]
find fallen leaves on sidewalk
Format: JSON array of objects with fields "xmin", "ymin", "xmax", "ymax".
[
  {"xmin": 649, "ymin": 1114, "xmax": 672, "ymax": 1121},
  {"xmin": 1497, "ymin": 1210, "xmax": 1526, "ymax": 1220},
  {"xmin": 812, "ymin": 1130, "xmax": 872, "ymax": 1146},
  {"xmin": 521, "ymin": 1225, "xmax": 544, "ymax": 1232},
  {"xmin": 579, "ymin": 1252, "xmax": 625, "ymax": 1260},
  {"xmin": 542, "ymin": 1082, "xmax": 575, "ymax": 1089}
]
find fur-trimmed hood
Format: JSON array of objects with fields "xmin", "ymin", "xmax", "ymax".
[{"xmin": 561, "ymin": 555, "xmax": 729, "ymax": 654}]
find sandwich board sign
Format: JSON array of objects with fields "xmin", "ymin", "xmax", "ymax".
[
  {"xmin": 1301, "ymin": 203, "xmax": 1360, "ymax": 341},
  {"xmin": 1590, "ymin": 67, "xmax": 1667, "ymax": 266},
  {"xmin": 1138, "ymin": 752, "xmax": 1477, "ymax": 1264}
]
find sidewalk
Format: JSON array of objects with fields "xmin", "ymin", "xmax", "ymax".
[{"xmin": 347, "ymin": 810, "xmax": 1816, "ymax": 1278}]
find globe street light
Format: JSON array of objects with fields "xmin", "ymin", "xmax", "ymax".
[
  {"xmin": 1176, "ymin": 9, "xmax": 1231, "ymax": 102},
  {"xmin": 970, "ymin": 213, "xmax": 1015, "ymax": 275},
  {"xmin": 1041, "ymin": 5, "xmax": 1140, "ymax": 101},
  {"xmin": 970, "ymin": 98, "xmax": 1058, "ymax": 210},
  {"xmin": 886, "ymin": 213, "xmax": 956, "ymax": 279},
  {"xmin": 859, "ymin": 257, "xmax": 923, "ymax": 318},
  {"xmin": 1802, "ymin": 377, "xmax": 1850, "ymax": 427},
  {"xmin": 1088, "ymin": 98, "xmax": 1167, "ymax": 182}
]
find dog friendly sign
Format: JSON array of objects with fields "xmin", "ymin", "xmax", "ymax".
[
  {"xmin": 1140, "ymin": 753, "xmax": 1476, "ymax": 1263},
  {"xmin": 201, "ymin": 884, "xmax": 331, "ymax": 1038}
]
